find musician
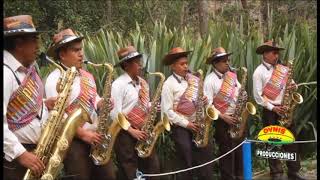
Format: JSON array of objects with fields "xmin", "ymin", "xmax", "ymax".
[
  {"xmin": 110, "ymin": 46, "xmax": 160, "ymax": 180},
  {"xmin": 161, "ymin": 47, "xmax": 213, "ymax": 180},
  {"xmin": 203, "ymin": 47, "xmax": 243, "ymax": 180},
  {"xmin": 45, "ymin": 29, "xmax": 116, "ymax": 180},
  {"xmin": 253, "ymin": 40, "xmax": 306, "ymax": 180},
  {"xmin": 3, "ymin": 15, "xmax": 57, "ymax": 180}
]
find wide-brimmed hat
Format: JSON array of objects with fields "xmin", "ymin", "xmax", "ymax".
[
  {"xmin": 115, "ymin": 46, "xmax": 143, "ymax": 67},
  {"xmin": 256, "ymin": 40, "xmax": 285, "ymax": 54},
  {"xmin": 47, "ymin": 28, "xmax": 84, "ymax": 59},
  {"xmin": 162, "ymin": 47, "xmax": 192, "ymax": 66},
  {"xmin": 206, "ymin": 47, "xmax": 232, "ymax": 64},
  {"xmin": 4, "ymin": 15, "xmax": 44, "ymax": 37}
]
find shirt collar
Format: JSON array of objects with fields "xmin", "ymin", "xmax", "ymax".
[
  {"xmin": 213, "ymin": 68, "xmax": 224, "ymax": 79},
  {"xmin": 172, "ymin": 72, "xmax": 186, "ymax": 83},
  {"xmin": 123, "ymin": 72, "xmax": 140, "ymax": 87},
  {"xmin": 262, "ymin": 60, "xmax": 274, "ymax": 71},
  {"xmin": 4, "ymin": 50, "xmax": 25, "ymax": 72}
]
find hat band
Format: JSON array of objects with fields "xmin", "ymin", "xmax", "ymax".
[
  {"xmin": 58, "ymin": 36, "xmax": 81, "ymax": 45},
  {"xmin": 4, "ymin": 28, "xmax": 37, "ymax": 34},
  {"xmin": 120, "ymin": 51, "xmax": 140, "ymax": 62},
  {"xmin": 214, "ymin": 52, "xmax": 228, "ymax": 58}
]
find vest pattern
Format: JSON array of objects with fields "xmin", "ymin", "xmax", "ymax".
[
  {"xmin": 212, "ymin": 71, "xmax": 237, "ymax": 114},
  {"xmin": 175, "ymin": 73, "xmax": 200, "ymax": 117},
  {"xmin": 262, "ymin": 64, "xmax": 289, "ymax": 100},
  {"xmin": 65, "ymin": 69, "xmax": 97, "ymax": 115},
  {"xmin": 6, "ymin": 66, "xmax": 44, "ymax": 131},
  {"xmin": 126, "ymin": 77, "xmax": 150, "ymax": 129}
]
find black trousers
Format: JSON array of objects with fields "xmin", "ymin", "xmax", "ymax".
[
  {"xmin": 63, "ymin": 138, "xmax": 116, "ymax": 180},
  {"xmin": 262, "ymin": 108, "xmax": 301, "ymax": 176},
  {"xmin": 170, "ymin": 126, "xmax": 214, "ymax": 180},
  {"xmin": 114, "ymin": 130, "xmax": 160, "ymax": 180},
  {"xmin": 3, "ymin": 144, "xmax": 37, "ymax": 180},
  {"xmin": 214, "ymin": 119, "xmax": 244, "ymax": 180}
]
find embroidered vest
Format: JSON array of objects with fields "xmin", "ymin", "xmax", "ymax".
[
  {"xmin": 262, "ymin": 64, "xmax": 289, "ymax": 100},
  {"xmin": 175, "ymin": 73, "xmax": 200, "ymax": 117},
  {"xmin": 126, "ymin": 77, "xmax": 150, "ymax": 129},
  {"xmin": 6, "ymin": 66, "xmax": 44, "ymax": 131},
  {"xmin": 212, "ymin": 71, "xmax": 237, "ymax": 114},
  {"xmin": 65, "ymin": 69, "xmax": 97, "ymax": 115}
]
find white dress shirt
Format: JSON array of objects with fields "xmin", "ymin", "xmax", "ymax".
[
  {"xmin": 3, "ymin": 50, "xmax": 49, "ymax": 162},
  {"xmin": 110, "ymin": 73, "xmax": 142, "ymax": 122},
  {"xmin": 161, "ymin": 73, "xmax": 198, "ymax": 128},
  {"xmin": 45, "ymin": 68, "xmax": 102, "ymax": 131},
  {"xmin": 204, "ymin": 69, "xmax": 241, "ymax": 115},
  {"xmin": 252, "ymin": 61, "xmax": 293, "ymax": 111}
]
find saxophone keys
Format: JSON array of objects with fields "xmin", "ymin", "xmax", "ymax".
[{"xmin": 57, "ymin": 138, "xmax": 69, "ymax": 151}]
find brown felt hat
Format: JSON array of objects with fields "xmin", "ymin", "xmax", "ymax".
[
  {"xmin": 206, "ymin": 47, "xmax": 232, "ymax": 64},
  {"xmin": 47, "ymin": 28, "xmax": 84, "ymax": 59},
  {"xmin": 115, "ymin": 46, "xmax": 143, "ymax": 67},
  {"xmin": 256, "ymin": 40, "xmax": 285, "ymax": 54},
  {"xmin": 162, "ymin": 47, "xmax": 192, "ymax": 66},
  {"xmin": 4, "ymin": 15, "xmax": 45, "ymax": 37}
]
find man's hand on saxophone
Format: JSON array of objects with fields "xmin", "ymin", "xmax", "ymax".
[
  {"xmin": 44, "ymin": 96, "xmax": 58, "ymax": 111},
  {"xmin": 186, "ymin": 122, "xmax": 200, "ymax": 133},
  {"xmin": 17, "ymin": 151, "xmax": 45, "ymax": 177},
  {"xmin": 219, "ymin": 114, "xmax": 237, "ymax": 126},
  {"xmin": 127, "ymin": 127, "xmax": 148, "ymax": 141},
  {"xmin": 272, "ymin": 105, "xmax": 286, "ymax": 116},
  {"xmin": 77, "ymin": 127, "xmax": 103, "ymax": 145}
]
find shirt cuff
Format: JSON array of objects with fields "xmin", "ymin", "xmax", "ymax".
[
  {"xmin": 4, "ymin": 143, "xmax": 26, "ymax": 162},
  {"xmin": 266, "ymin": 103, "xmax": 274, "ymax": 111},
  {"xmin": 178, "ymin": 118, "xmax": 189, "ymax": 128}
]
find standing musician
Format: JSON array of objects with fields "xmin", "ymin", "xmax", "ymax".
[
  {"xmin": 204, "ymin": 47, "xmax": 243, "ymax": 180},
  {"xmin": 3, "ymin": 15, "xmax": 57, "ymax": 180},
  {"xmin": 45, "ymin": 29, "xmax": 116, "ymax": 180},
  {"xmin": 110, "ymin": 46, "xmax": 160, "ymax": 180},
  {"xmin": 161, "ymin": 47, "xmax": 213, "ymax": 180},
  {"xmin": 253, "ymin": 40, "xmax": 306, "ymax": 180}
]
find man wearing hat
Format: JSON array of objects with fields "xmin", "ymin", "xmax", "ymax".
[
  {"xmin": 253, "ymin": 40, "xmax": 306, "ymax": 180},
  {"xmin": 203, "ymin": 47, "xmax": 244, "ymax": 180},
  {"xmin": 110, "ymin": 45, "xmax": 160, "ymax": 180},
  {"xmin": 45, "ymin": 28, "xmax": 116, "ymax": 180},
  {"xmin": 161, "ymin": 47, "xmax": 213, "ymax": 180},
  {"xmin": 3, "ymin": 15, "xmax": 57, "ymax": 180}
]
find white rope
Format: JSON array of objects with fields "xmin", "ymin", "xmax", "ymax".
[{"xmin": 137, "ymin": 139, "xmax": 247, "ymax": 178}]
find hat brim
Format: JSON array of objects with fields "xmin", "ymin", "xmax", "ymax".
[
  {"xmin": 162, "ymin": 51, "xmax": 192, "ymax": 66},
  {"xmin": 114, "ymin": 53, "xmax": 143, "ymax": 67},
  {"xmin": 47, "ymin": 36, "xmax": 84, "ymax": 59},
  {"xmin": 4, "ymin": 30, "xmax": 46, "ymax": 37},
  {"xmin": 206, "ymin": 52, "xmax": 232, "ymax": 64},
  {"xmin": 256, "ymin": 45, "xmax": 285, "ymax": 54}
]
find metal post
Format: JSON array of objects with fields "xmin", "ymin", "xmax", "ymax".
[{"xmin": 242, "ymin": 140, "xmax": 252, "ymax": 180}]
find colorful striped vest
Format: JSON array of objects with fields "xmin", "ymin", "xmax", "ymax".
[
  {"xmin": 126, "ymin": 76, "xmax": 150, "ymax": 129},
  {"xmin": 6, "ymin": 66, "xmax": 44, "ymax": 131},
  {"xmin": 65, "ymin": 69, "xmax": 97, "ymax": 116},
  {"xmin": 212, "ymin": 71, "xmax": 238, "ymax": 114},
  {"xmin": 262, "ymin": 64, "xmax": 289, "ymax": 100}
]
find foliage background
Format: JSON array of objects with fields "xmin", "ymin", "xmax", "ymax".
[{"xmin": 4, "ymin": 0, "xmax": 317, "ymax": 179}]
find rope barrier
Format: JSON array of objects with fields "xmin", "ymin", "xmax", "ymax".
[
  {"xmin": 135, "ymin": 122, "xmax": 317, "ymax": 179},
  {"xmin": 135, "ymin": 140, "xmax": 247, "ymax": 179}
]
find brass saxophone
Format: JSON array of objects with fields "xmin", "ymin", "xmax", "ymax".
[
  {"xmin": 24, "ymin": 55, "xmax": 90, "ymax": 180},
  {"xmin": 278, "ymin": 59, "xmax": 303, "ymax": 127},
  {"xmin": 135, "ymin": 72, "xmax": 170, "ymax": 158},
  {"xmin": 85, "ymin": 61, "xmax": 131, "ymax": 165},
  {"xmin": 228, "ymin": 67, "xmax": 256, "ymax": 139},
  {"xmin": 192, "ymin": 69, "xmax": 219, "ymax": 148}
]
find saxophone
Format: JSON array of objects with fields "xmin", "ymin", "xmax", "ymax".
[
  {"xmin": 24, "ymin": 55, "xmax": 90, "ymax": 180},
  {"xmin": 135, "ymin": 72, "xmax": 171, "ymax": 158},
  {"xmin": 192, "ymin": 69, "xmax": 219, "ymax": 148},
  {"xmin": 278, "ymin": 59, "xmax": 303, "ymax": 127},
  {"xmin": 85, "ymin": 61, "xmax": 131, "ymax": 165},
  {"xmin": 228, "ymin": 67, "xmax": 256, "ymax": 139}
]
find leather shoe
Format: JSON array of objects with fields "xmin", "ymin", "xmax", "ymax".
[
  {"xmin": 287, "ymin": 172, "xmax": 307, "ymax": 180},
  {"xmin": 272, "ymin": 174, "xmax": 284, "ymax": 180}
]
